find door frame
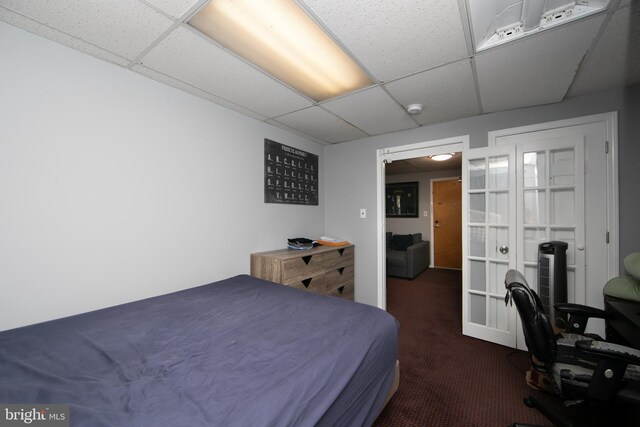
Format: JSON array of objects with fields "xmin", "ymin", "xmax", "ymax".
[
  {"xmin": 430, "ymin": 176, "xmax": 462, "ymax": 269},
  {"xmin": 376, "ymin": 136, "xmax": 467, "ymax": 310}
]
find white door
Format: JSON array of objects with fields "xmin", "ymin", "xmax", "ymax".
[
  {"xmin": 462, "ymin": 145, "xmax": 517, "ymax": 347},
  {"xmin": 463, "ymin": 138, "xmax": 585, "ymax": 348},
  {"xmin": 516, "ymin": 136, "xmax": 585, "ymax": 302}
]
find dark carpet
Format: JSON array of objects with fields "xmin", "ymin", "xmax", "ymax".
[{"xmin": 373, "ymin": 268, "xmax": 554, "ymax": 427}]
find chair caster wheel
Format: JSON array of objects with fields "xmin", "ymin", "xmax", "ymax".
[{"xmin": 524, "ymin": 397, "xmax": 534, "ymax": 408}]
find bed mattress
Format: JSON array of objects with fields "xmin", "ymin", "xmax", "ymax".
[{"xmin": 0, "ymin": 275, "xmax": 398, "ymax": 426}]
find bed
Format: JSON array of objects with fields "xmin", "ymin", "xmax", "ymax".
[{"xmin": 0, "ymin": 275, "xmax": 399, "ymax": 426}]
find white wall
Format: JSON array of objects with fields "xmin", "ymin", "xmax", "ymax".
[
  {"xmin": 325, "ymin": 84, "xmax": 640, "ymax": 308},
  {"xmin": 0, "ymin": 22, "xmax": 324, "ymax": 331}
]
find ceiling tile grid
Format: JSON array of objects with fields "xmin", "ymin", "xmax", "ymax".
[
  {"xmin": 139, "ymin": 26, "xmax": 313, "ymax": 118},
  {"xmin": 0, "ymin": 0, "xmax": 174, "ymax": 60},
  {"xmin": 0, "ymin": 0, "xmax": 636, "ymax": 144},
  {"xmin": 384, "ymin": 59, "xmax": 480, "ymax": 126},
  {"xmin": 568, "ymin": 3, "xmax": 640, "ymax": 97},
  {"xmin": 143, "ymin": 0, "xmax": 202, "ymax": 20},
  {"xmin": 0, "ymin": 6, "xmax": 130, "ymax": 66},
  {"xmin": 275, "ymin": 107, "xmax": 368, "ymax": 144},
  {"xmin": 475, "ymin": 15, "xmax": 606, "ymax": 113},
  {"xmin": 322, "ymin": 86, "xmax": 418, "ymax": 136},
  {"xmin": 300, "ymin": 0, "xmax": 469, "ymax": 82}
]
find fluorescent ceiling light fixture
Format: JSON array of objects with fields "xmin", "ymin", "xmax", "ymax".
[
  {"xmin": 430, "ymin": 153, "xmax": 454, "ymax": 161},
  {"xmin": 189, "ymin": 0, "xmax": 373, "ymax": 102},
  {"xmin": 467, "ymin": 0, "xmax": 610, "ymax": 51}
]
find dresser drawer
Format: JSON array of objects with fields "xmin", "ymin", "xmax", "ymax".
[
  {"xmin": 324, "ymin": 265, "xmax": 354, "ymax": 293},
  {"xmin": 285, "ymin": 274, "xmax": 326, "ymax": 294},
  {"xmin": 322, "ymin": 246, "xmax": 354, "ymax": 269},
  {"xmin": 250, "ymin": 244, "xmax": 354, "ymax": 300},
  {"xmin": 327, "ymin": 283, "xmax": 354, "ymax": 300}
]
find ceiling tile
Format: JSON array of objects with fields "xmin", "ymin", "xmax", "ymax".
[
  {"xmin": 475, "ymin": 14, "xmax": 606, "ymax": 113},
  {"xmin": 132, "ymin": 65, "xmax": 267, "ymax": 121},
  {"xmin": 275, "ymin": 107, "xmax": 368, "ymax": 144},
  {"xmin": 0, "ymin": 0, "xmax": 174, "ymax": 60},
  {"xmin": 0, "ymin": 7, "xmax": 130, "ymax": 66},
  {"xmin": 384, "ymin": 60, "xmax": 480, "ymax": 126},
  {"xmin": 139, "ymin": 26, "xmax": 313, "ymax": 118},
  {"xmin": 144, "ymin": 0, "xmax": 201, "ymax": 19},
  {"xmin": 568, "ymin": 4, "xmax": 640, "ymax": 97},
  {"xmin": 301, "ymin": 0, "xmax": 469, "ymax": 82},
  {"xmin": 322, "ymin": 87, "xmax": 418, "ymax": 135}
]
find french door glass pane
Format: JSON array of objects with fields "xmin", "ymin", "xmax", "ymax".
[
  {"xmin": 523, "ymin": 190, "xmax": 546, "ymax": 224},
  {"xmin": 551, "ymin": 228, "xmax": 576, "ymax": 265},
  {"xmin": 469, "ymin": 293, "xmax": 486, "ymax": 325},
  {"xmin": 523, "ymin": 151, "xmax": 545, "ymax": 188},
  {"xmin": 551, "ymin": 189, "xmax": 575, "ymax": 224},
  {"xmin": 489, "ymin": 262, "xmax": 508, "ymax": 293},
  {"xmin": 489, "ymin": 156, "xmax": 509, "ymax": 189},
  {"xmin": 469, "ymin": 260, "xmax": 486, "ymax": 291},
  {"xmin": 469, "ymin": 193, "xmax": 486, "ymax": 222},
  {"xmin": 524, "ymin": 228, "xmax": 546, "ymax": 262},
  {"xmin": 489, "ymin": 227, "xmax": 509, "ymax": 260},
  {"xmin": 469, "ymin": 159, "xmax": 486, "ymax": 189},
  {"xmin": 488, "ymin": 192, "xmax": 509, "ymax": 224},
  {"xmin": 550, "ymin": 149, "xmax": 575, "ymax": 186},
  {"xmin": 523, "ymin": 265, "xmax": 537, "ymax": 286},
  {"xmin": 489, "ymin": 295, "xmax": 509, "ymax": 329},
  {"xmin": 469, "ymin": 226, "xmax": 485, "ymax": 257}
]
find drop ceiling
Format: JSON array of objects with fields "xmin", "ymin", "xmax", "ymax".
[{"xmin": 1, "ymin": 0, "xmax": 638, "ymax": 144}]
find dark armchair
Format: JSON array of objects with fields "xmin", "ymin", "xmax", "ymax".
[{"xmin": 504, "ymin": 270, "xmax": 640, "ymax": 427}]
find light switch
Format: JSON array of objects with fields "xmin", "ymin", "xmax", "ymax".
[
  {"xmin": 423, "ymin": 211, "xmax": 428, "ymax": 217},
  {"xmin": 360, "ymin": 208, "xmax": 367, "ymax": 219}
]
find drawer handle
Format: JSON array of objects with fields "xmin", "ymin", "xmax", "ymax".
[
  {"xmin": 338, "ymin": 286, "xmax": 345, "ymax": 294},
  {"xmin": 338, "ymin": 267, "xmax": 345, "ymax": 275},
  {"xmin": 302, "ymin": 255, "xmax": 312, "ymax": 265},
  {"xmin": 302, "ymin": 278, "xmax": 312, "ymax": 288},
  {"xmin": 338, "ymin": 249, "xmax": 345, "ymax": 256}
]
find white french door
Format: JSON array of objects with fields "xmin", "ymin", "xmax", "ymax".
[
  {"xmin": 516, "ymin": 137, "xmax": 585, "ymax": 304},
  {"xmin": 463, "ymin": 137, "xmax": 585, "ymax": 348},
  {"xmin": 462, "ymin": 145, "xmax": 517, "ymax": 347}
]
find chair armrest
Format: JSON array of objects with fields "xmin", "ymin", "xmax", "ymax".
[
  {"xmin": 576, "ymin": 339, "xmax": 640, "ymax": 364},
  {"xmin": 554, "ymin": 303, "xmax": 608, "ymax": 335},
  {"xmin": 405, "ymin": 241, "xmax": 429, "ymax": 277},
  {"xmin": 575, "ymin": 339, "xmax": 640, "ymax": 401},
  {"xmin": 554, "ymin": 303, "xmax": 608, "ymax": 319}
]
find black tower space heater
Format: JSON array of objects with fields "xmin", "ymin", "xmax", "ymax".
[{"xmin": 537, "ymin": 241, "xmax": 569, "ymax": 327}]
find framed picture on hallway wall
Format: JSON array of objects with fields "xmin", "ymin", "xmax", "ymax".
[{"xmin": 385, "ymin": 181, "xmax": 418, "ymax": 217}]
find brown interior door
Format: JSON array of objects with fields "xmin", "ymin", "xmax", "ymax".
[{"xmin": 433, "ymin": 179, "xmax": 462, "ymax": 269}]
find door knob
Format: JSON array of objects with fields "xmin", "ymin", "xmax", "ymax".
[
  {"xmin": 499, "ymin": 245, "xmax": 509, "ymax": 254},
  {"xmin": 434, "ymin": 220, "xmax": 440, "ymax": 228}
]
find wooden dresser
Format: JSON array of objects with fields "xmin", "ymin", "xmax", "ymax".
[{"xmin": 250, "ymin": 245, "xmax": 354, "ymax": 300}]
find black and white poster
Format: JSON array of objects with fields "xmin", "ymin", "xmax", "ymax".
[{"xmin": 264, "ymin": 139, "xmax": 318, "ymax": 205}]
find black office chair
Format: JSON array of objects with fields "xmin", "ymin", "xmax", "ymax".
[{"xmin": 504, "ymin": 269, "xmax": 640, "ymax": 427}]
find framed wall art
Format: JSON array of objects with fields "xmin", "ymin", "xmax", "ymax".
[
  {"xmin": 385, "ymin": 181, "xmax": 418, "ymax": 217},
  {"xmin": 264, "ymin": 139, "xmax": 318, "ymax": 205}
]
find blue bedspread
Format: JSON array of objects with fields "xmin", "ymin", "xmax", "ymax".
[{"xmin": 0, "ymin": 275, "xmax": 398, "ymax": 426}]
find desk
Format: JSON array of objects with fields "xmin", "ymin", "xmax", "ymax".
[{"xmin": 605, "ymin": 299, "xmax": 640, "ymax": 350}]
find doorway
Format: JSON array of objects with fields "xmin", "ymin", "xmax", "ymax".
[{"xmin": 376, "ymin": 136, "xmax": 466, "ymax": 310}]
